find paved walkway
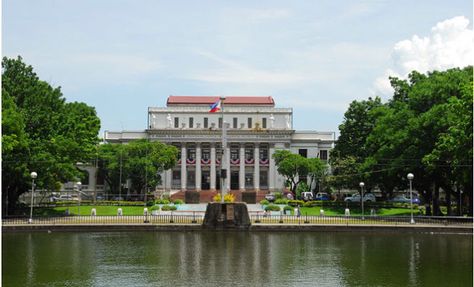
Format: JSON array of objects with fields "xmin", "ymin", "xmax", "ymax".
[{"xmin": 177, "ymin": 203, "xmax": 264, "ymax": 212}]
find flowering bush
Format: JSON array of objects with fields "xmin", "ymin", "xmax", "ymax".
[{"xmin": 213, "ymin": 193, "xmax": 235, "ymax": 203}]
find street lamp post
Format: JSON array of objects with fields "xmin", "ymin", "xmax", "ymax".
[
  {"xmin": 407, "ymin": 173, "xmax": 415, "ymax": 224},
  {"xmin": 359, "ymin": 182, "xmax": 365, "ymax": 220},
  {"xmin": 29, "ymin": 172, "xmax": 38, "ymax": 224},
  {"xmin": 76, "ymin": 181, "xmax": 82, "ymax": 216}
]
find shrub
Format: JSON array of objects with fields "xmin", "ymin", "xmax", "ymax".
[
  {"xmin": 288, "ymin": 200, "xmax": 304, "ymax": 207},
  {"xmin": 283, "ymin": 205, "xmax": 293, "ymax": 211},
  {"xmin": 161, "ymin": 205, "xmax": 177, "ymax": 211},
  {"xmin": 173, "ymin": 199, "xmax": 184, "ymax": 205},
  {"xmin": 264, "ymin": 204, "xmax": 281, "ymax": 211},
  {"xmin": 146, "ymin": 200, "xmax": 154, "ymax": 206},
  {"xmin": 303, "ymin": 201, "xmax": 320, "ymax": 207},
  {"xmin": 213, "ymin": 193, "xmax": 235, "ymax": 203},
  {"xmin": 260, "ymin": 199, "xmax": 269, "ymax": 205},
  {"xmin": 274, "ymin": 192, "xmax": 283, "ymax": 200},
  {"xmin": 150, "ymin": 205, "xmax": 160, "ymax": 211},
  {"xmin": 274, "ymin": 198, "xmax": 289, "ymax": 205},
  {"xmin": 155, "ymin": 199, "xmax": 170, "ymax": 205}
]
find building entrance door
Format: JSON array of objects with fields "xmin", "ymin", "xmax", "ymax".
[
  {"xmin": 230, "ymin": 171, "xmax": 239, "ymax": 190},
  {"xmin": 201, "ymin": 171, "xmax": 210, "ymax": 190}
]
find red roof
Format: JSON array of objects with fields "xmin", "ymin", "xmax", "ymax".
[{"xmin": 167, "ymin": 96, "xmax": 274, "ymax": 106}]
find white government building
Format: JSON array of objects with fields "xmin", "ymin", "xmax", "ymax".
[{"xmin": 104, "ymin": 96, "xmax": 335, "ymax": 194}]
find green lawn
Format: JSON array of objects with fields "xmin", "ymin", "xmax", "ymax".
[
  {"xmin": 35, "ymin": 205, "xmax": 148, "ymax": 216},
  {"xmin": 34, "ymin": 204, "xmax": 422, "ymax": 217},
  {"xmin": 299, "ymin": 206, "xmax": 422, "ymax": 216}
]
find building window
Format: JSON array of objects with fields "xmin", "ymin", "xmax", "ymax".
[
  {"xmin": 248, "ymin": 117, "xmax": 252, "ymax": 128},
  {"xmin": 233, "ymin": 117, "xmax": 238, "ymax": 129},
  {"xmin": 189, "ymin": 117, "xmax": 194, "ymax": 128},
  {"xmin": 262, "ymin": 118, "xmax": 267, "ymax": 128},
  {"xmin": 174, "ymin": 117, "xmax": 179, "ymax": 128},
  {"xmin": 320, "ymin": 150, "xmax": 328, "ymax": 160},
  {"xmin": 202, "ymin": 149, "xmax": 210, "ymax": 160},
  {"xmin": 218, "ymin": 118, "xmax": 223, "ymax": 128},
  {"xmin": 230, "ymin": 147, "xmax": 239, "ymax": 160},
  {"xmin": 204, "ymin": 117, "xmax": 208, "ymax": 128},
  {"xmin": 188, "ymin": 148, "xmax": 196, "ymax": 160},
  {"xmin": 245, "ymin": 146, "xmax": 254, "ymax": 160},
  {"xmin": 259, "ymin": 148, "xmax": 268, "ymax": 160},
  {"xmin": 299, "ymin": 149, "xmax": 308, "ymax": 158}
]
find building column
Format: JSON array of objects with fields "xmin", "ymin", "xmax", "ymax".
[
  {"xmin": 269, "ymin": 145, "xmax": 275, "ymax": 192},
  {"xmin": 210, "ymin": 144, "xmax": 216, "ymax": 191},
  {"xmin": 195, "ymin": 144, "xmax": 201, "ymax": 191},
  {"xmin": 226, "ymin": 146, "xmax": 231, "ymax": 191},
  {"xmin": 181, "ymin": 144, "xmax": 187, "ymax": 191},
  {"xmin": 254, "ymin": 145, "xmax": 260, "ymax": 192},
  {"xmin": 239, "ymin": 144, "xmax": 245, "ymax": 191}
]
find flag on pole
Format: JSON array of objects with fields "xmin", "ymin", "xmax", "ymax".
[{"xmin": 209, "ymin": 100, "xmax": 221, "ymax": 113}]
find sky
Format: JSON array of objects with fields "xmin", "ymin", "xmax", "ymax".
[{"xmin": 3, "ymin": 0, "xmax": 473, "ymax": 137}]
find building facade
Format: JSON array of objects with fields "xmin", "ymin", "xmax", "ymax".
[{"xmin": 104, "ymin": 96, "xmax": 335, "ymax": 193}]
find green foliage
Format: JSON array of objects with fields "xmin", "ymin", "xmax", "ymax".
[
  {"xmin": 259, "ymin": 199, "xmax": 269, "ymax": 205},
  {"xmin": 161, "ymin": 205, "xmax": 177, "ymax": 211},
  {"xmin": 287, "ymin": 200, "xmax": 304, "ymax": 207},
  {"xmin": 333, "ymin": 66, "xmax": 473, "ymax": 215},
  {"xmin": 264, "ymin": 204, "xmax": 281, "ymax": 211},
  {"xmin": 173, "ymin": 199, "xmax": 184, "ymax": 205},
  {"xmin": 97, "ymin": 140, "xmax": 178, "ymax": 195},
  {"xmin": 273, "ymin": 150, "xmax": 327, "ymax": 197},
  {"xmin": 149, "ymin": 205, "xmax": 160, "ymax": 211},
  {"xmin": 274, "ymin": 198, "xmax": 289, "ymax": 205},
  {"xmin": 303, "ymin": 201, "xmax": 321, "ymax": 207},
  {"xmin": 155, "ymin": 199, "xmax": 171, "ymax": 205},
  {"xmin": 274, "ymin": 192, "xmax": 283, "ymax": 200},
  {"xmin": 2, "ymin": 56, "xmax": 101, "ymax": 213},
  {"xmin": 283, "ymin": 205, "xmax": 293, "ymax": 211},
  {"xmin": 296, "ymin": 182, "xmax": 309, "ymax": 199}
]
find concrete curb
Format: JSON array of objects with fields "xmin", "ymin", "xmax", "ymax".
[{"xmin": 3, "ymin": 224, "xmax": 472, "ymax": 234}]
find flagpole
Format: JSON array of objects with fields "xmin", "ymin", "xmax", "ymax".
[{"xmin": 220, "ymin": 96, "xmax": 226, "ymax": 203}]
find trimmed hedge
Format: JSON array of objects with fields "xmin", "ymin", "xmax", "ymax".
[
  {"xmin": 161, "ymin": 205, "xmax": 178, "ymax": 211},
  {"xmin": 274, "ymin": 199, "xmax": 289, "ymax": 205},
  {"xmin": 259, "ymin": 199, "xmax": 270, "ymax": 205},
  {"xmin": 264, "ymin": 204, "xmax": 281, "ymax": 211},
  {"xmin": 155, "ymin": 199, "xmax": 170, "ymax": 205},
  {"xmin": 287, "ymin": 200, "xmax": 304, "ymax": 207}
]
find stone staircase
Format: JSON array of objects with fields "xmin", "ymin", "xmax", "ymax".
[{"xmin": 170, "ymin": 190, "xmax": 269, "ymax": 203}]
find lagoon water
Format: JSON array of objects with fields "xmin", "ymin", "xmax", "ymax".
[{"xmin": 3, "ymin": 231, "xmax": 472, "ymax": 287}]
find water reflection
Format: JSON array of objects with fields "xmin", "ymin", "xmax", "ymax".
[{"xmin": 3, "ymin": 231, "xmax": 472, "ymax": 287}]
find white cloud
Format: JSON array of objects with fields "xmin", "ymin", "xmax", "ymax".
[{"xmin": 373, "ymin": 16, "xmax": 474, "ymax": 96}]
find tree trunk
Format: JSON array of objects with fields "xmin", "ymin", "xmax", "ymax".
[
  {"xmin": 445, "ymin": 186, "xmax": 452, "ymax": 216},
  {"xmin": 432, "ymin": 183, "xmax": 441, "ymax": 216},
  {"xmin": 456, "ymin": 184, "xmax": 462, "ymax": 216}
]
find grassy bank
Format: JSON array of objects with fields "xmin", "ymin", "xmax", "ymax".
[{"xmin": 32, "ymin": 204, "xmax": 422, "ymax": 217}]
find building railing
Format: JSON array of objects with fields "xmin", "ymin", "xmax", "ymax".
[
  {"xmin": 3, "ymin": 213, "xmax": 472, "ymax": 227},
  {"xmin": 3, "ymin": 213, "xmax": 205, "ymax": 225},
  {"xmin": 250, "ymin": 212, "xmax": 473, "ymax": 226}
]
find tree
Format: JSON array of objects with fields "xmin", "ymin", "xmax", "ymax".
[
  {"xmin": 273, "ymin": 150, "xmax": 327, "ymax": 198},
  {"xmin": 2, "ymin": 56, "xmax": 101, "ymax": 214},
  {"xmin": 97, "ymin": 140, "xmax": 178, "ymax": 197},
  {"xmin": 329, "ymin": 97, "xmax": 383, "ymax": 191},
  {"xmin": 363, "ymin": 66, "xmax": 473, "ymax": 215}
]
